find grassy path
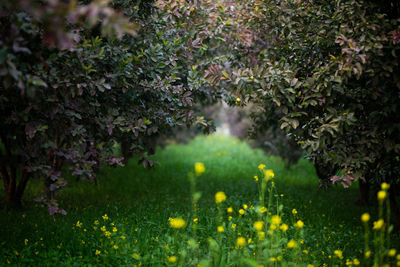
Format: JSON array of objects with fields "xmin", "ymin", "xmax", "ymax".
[{"xmin": 0, "ymin": 134, "xmax": 398, "ymax": 266}]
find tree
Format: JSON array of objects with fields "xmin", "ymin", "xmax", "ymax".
[
  {"xmin": 0, "ymin": 0, "xmax": 217, "ymax": 214},
  {"xmin": 229, "ymin": 0, "xmax": 400, "ymax": 226}
]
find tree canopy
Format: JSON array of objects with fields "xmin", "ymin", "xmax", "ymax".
[{"xmin": 1, "ymin": 0, "xmax": 399, "ymax": 222}]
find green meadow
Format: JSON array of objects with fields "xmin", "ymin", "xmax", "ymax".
[{"xmin": 0, "ymin": 134, "xmax": 398, "ymax": 266}]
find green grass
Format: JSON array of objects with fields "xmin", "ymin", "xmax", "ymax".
[{"xmin": 0, "ymin": 134, "xmax": 398, "ymax": 266}]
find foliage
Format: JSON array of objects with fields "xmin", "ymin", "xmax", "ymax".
[
  {"xmin": 0, "ymin": 0, "xmax": 218, "ymax": 213},
  {"xmin": 0, "ymin": 0, "xmax": 140, "ymax": 213},
  {"xmin": 227, "ymin": 0, "xmax": 400, "ymax": 190},
  {"xmin": 224, "ymin": 104, "xmax": 303, "ymax": 169}
]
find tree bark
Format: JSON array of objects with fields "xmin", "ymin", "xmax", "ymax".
[{"xmin": 357, "ymin": 178, "xmax": 370, "ymax": 206}]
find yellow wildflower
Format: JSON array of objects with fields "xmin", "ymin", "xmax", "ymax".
[
  {"xmin": 193, "ymin": 218, "xmax": 199, "ymax": 224},
  {"xmin": 121, "ymin": 236, "xmax": 126, "ymax": 240},
  {"xmin": 104, "ymin": 231, "xmax": 111, "ymax": 238},
  {"xmin": 259, "ymin": 206, "xmax": 267, "ymax": 213},
  {"xmin": 94, "ymin": 220, "xmax": 99, "ymax": 225},
  {"xmin": 270, "ymin": 224, "xmax": 276, "ymax": 230},
  {"xmin": 239, "ymin": 209, "xmax": 245, "ymax": 215},
  {"xmin": 194, "ymin": 162, "xmax": 205, "ymax": 176},
  {"xmin": 365, "ymin": 250, "xmax": 371, "ymax": 258},
  {"xmin": 270, "ymin": 257, "xmax": 276, "ymax": 262},
  {"xmin": 292, "ymin": 209, "xmax": 298, "ymax": 215},
  {"xmin": 373, "ymin": 219, "xmax": 384, "ymax": 230},
  {"xmin": 334, "ymin": 250, "xmax": 343, "ymax": 260},
  {"xmin": 236, "ymin": 237, "xmax": 246, "ymax": 246},
  {"xmin": 231, "ymin": 223, "xmax": 237, "ymax": 229},
  {"xmin": 76, "ymin": 221, "xmax": 83, "ymax": 228},
  {"xmin": 287, "ymin": 240, "xmax": 297, "ymax": 248},
  {"xmin": 215, "ymin": 191, "xmax": 227, "ymax": 204},
  {"xmin": 95, "ymin": 249, "xmax": 101, "ymax": 255},
  {"xmin": 100, "ymin": 226, "xmax": 106, "ymax": 232},
  {"xmin": 24, "ymin": 239, "xmax": 28, "ymax": 246},
  {"xmin": 253, "ymin": 221, "xmax": 264, "ymax": 231},
  {"xmin": 258, "ymin": 164, "xmax": 266, "ymax": 171},
  {"xmin": 307, "ymin": 265, "xmax": 314, "ymax": 267},
  {"xmin": 235, "ymin": 98, "xmax": 241, "ymax": 105},
  {"xmin": 388, "ymin": 249, "xmax": 396, "ymax": 257},
  {"xmin": 113, "ymin": 245, "xmax": 118, "ymax": 249},
  {"xmin": 228, "ymin": 216, "xmax": 232, "ymax": 221},
  {"xmin": 361, "ymin": 213, "xmax": 370, "ymax": 223},
  {"xmin": 217, "ymin": 226, "xmax": 224, "ymax": 232},
  {"xmin": 243, "ymin": 204, "xmax": 248, "ymax": 210},
  {"xmin": 353, "ymin": 258, "xmax": 360, "ymax": 265},
  {"xmin": 112, "ymin": 227, "xmax": 117, "ymax": 232},
  {"xmin": 295, "ymin": 220, "xmax": 304, "ymax": 229},
  {"xmin": 227, "ymin": 207, "xmax": 233, "ymax": 213},
  {"xmin": 264, "ymin": 169, "xmax": 275, "ymax": 180},
  {"xmin": 169, "ymin": 218, "xmax": 187, "ymax": 229},
  {"xmin": 271, "ymin": 215, "xmax": 281, "ymax": 225},
  {"xmin": 168, "ymin": 256, "xmax": 177, "ymax": 263},
  {"xmin": 102, "ymin": 214, "xmax": 108, "ymax": 221},
  {"xmin": 254, "ymin": 176, "xmax": 258, "ymax": 181},
  {"xmin": 280, "ymin": 224, "xmax": 289, "ymax": 232},
  {"xmin": 381, "ymin": 182, "xmax": 390, "ymax": 190},
  {"xmin": 377, "ymin": 190, "xmax": 387, "ymax": 201}
]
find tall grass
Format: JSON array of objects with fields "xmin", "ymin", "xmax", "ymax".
[{"xmin": 0, "ymin": 134, "xmax": 398, "ymax": 266}]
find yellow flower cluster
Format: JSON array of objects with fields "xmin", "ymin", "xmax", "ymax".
[
  {"xmin": 264, "ymin": 169, "xmax": 274, "ymax": 181},
  {"xmin": 215, "ymin": 191, "xmax": 227, "ymax": 204},
  {"xmin": 295, "ymin": 220, "xmax": 304, "ymax": 229},
  {"xmin": 271, "ymin": 215, "xmax": 281, "ymax": 226},
  {"xmin": 334, "ymin": 250, "xmax": 343, "ymax": 260},
  {"xmin": 373, "ymin": 219, "xmax": 384, "ymax": 231},
  {"xmin": 377, "ymin": 190, "xmax": 387, "ymax": 201},
  {"xmin": 361, "ymin": 213, "xmax": 370, "ymax": 223},
  {"xmin": 280, "ymin": 224, "xmax": 289, "ymax": 232},
  {"xmin": 287, "ymin": 240, "xmax": 296, "ymax": 248},
  {"xmin": 168, "ymin": 255, "xmax": 177, "ymax": 263},
  {"xmin": 194, "ymin": 162, "xmax": 205, "ymax": 176},
  {"xmin": 236, "ymin": 237, "xmax": 246, "ymax": 246},
  {"xmin": 254, "ymin": 221, "xmax": 264, "ymax": 231},
  {"xmin": 169, "ymin": 218, "xmax": 187, "ymax": 229},
  {"xmin": 258, "ymin": 164, "xmax": 266, "ymax": 171}
]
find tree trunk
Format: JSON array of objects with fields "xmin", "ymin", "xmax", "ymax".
[
  {"xmin": 1, "ymin": 165, "xmax": 29, "ymax": 208},
  {"xmin": 357, "ymin": 179, "xmax": 370, "ymax": 206}
]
